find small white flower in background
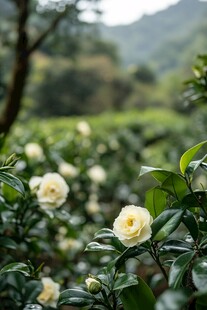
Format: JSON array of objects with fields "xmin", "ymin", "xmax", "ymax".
[
  {"xmin": 87, "ymin": 165, "xmax": 107, "ymax": 184},
  {"xmin": 37, "ymin": 277, "xmax": 60, "ymax": 308},
  {"xmin": 29, "ymin": 176, "xmax": 42, "ymax": 192},
  {"xmin": 24, "ymin": 142, "xmax": 44, "ymax": 160},
  {"xmin": 37, "ymin": 172, "xmax": 69, "ymax": 209},
  {"xmin": 113, "ymin": 205, "xmax": 153, "ymax": 247},
  {"xmin": 58, "ymin": 238, "xmax": 82, "ymax": 251},
  {"xmin": 76, "ymin": 121, "xmax": 91, "ymax": 136},
  {"xmin": 96, "ymin": 143, "xmax": 107, "ymax": 154},
  {"xmin": 58, "ymin": 162, "xmax": 79, "ymax": 178},
  {"xmin": 85, "ymin": 199, "xmax": 101, "ymax": 215}
]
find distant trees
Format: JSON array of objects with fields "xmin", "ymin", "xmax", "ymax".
[
  {"xmin": 27, "ymin": 52, "xmax": 133, "ymax": 117},
  {"xmin": 0, "ymin": 0, "xmax": 100, "ymax": 135}
]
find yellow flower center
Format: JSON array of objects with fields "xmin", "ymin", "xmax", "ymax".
[{"xmin": 127, "ymin": 218, "xmax": 134, "ymax": 227}]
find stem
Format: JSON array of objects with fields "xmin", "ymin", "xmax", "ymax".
[
  {"xmin": 188, "ymin": 182, "xmax": 207, "ymax": 218},
  {"xmin": 150, "ymin": 242, "xmax": 168, "ymax": 282},
  {"xmin": 101, "ymin": 289, "xmax": 114, "ymax": 310}
]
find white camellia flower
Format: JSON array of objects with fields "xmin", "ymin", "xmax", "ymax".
[
  {"xmin": 76, "ymin": 121, "xmax": 91, "ymax": 136},
  {"xmin": 37, "ymin": 172, "xmax": 69, "ymax": 209},
  {"xmin": 24, "ymin": 142, "xmax": 44, "ymax": 160},
  {"xmin": 37, "ymin": 277, "xmax": 60, "ymax": 308},
  {"xmin": 87, "ymin": 165, "xmax": 107, "ymax": 184},
  {"xmin": 113, "ymin": 205, "xmax": 153, "ymax": 247},
  {"xmin": 29, "ymin": 176, "xmax": 42, "ymax": 192},
  {"xmin": 58, "ymin": 162, "xmax": 79, "ymax": 178}
]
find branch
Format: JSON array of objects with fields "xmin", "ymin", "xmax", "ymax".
[{"xmin": 27, "ymin": 8, "xmax": 70, "ymax": 56}]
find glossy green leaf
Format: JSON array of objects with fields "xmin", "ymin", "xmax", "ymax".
[
  {"xmin": 152, "ymin": 209, "xmax": 184, "ymax": 241},
  {"xmin": 182, "ymin": 210, "xmax": 199, "ymax": 241},
  {"xmin": 115, "ymin": 246, "xmax": 147, "ymax": 270},
  {"xmin": 168, "ymin": 251, "xmax": 195, "ymax": 288},
  {"xmin": 58, "ymin": 289, "xmax": 95, "ymax": 307},
  {"xmin": 1, "ymin": 183, "xmax": 19, "ymax": 202},
  {"xmin": 180, "ymin": 140, "xmax": 207, "ymax": 175},
  {"xmin": 0, "ymin": 236, "xmax": 17, "ymax": 250},
  {"xmin": 160, "ymin": 173, "xmax": 187, "ymax": 200},
  {"xmin": 195, "ymin": 294, "xmax": 207, "ymax": 309},
  {"xmin": 185, "ymin": 155, "xmax": 207, "ymax": 182},
  {"xmin": 0, "ymin": 172, "xmax": 25, "ymax": 196},
  {"xmin": 145, "ymin": 187, "xmax": 167, "ymax": 218},
  {"xmin": 120, "ymin": 276, "xmax": 155, "ymax": 310},
  {"xmin": 113, "ymin": 273, "xmax": 138, "ymax": 290},
  {"xmin": 192, "ymin": 257, "xmax": 207, "ymax": 293},
  {"xmin": 160, "ymin": 239, "xmax": 193, "ymax": 255},
  {"xmin": 182, "ymin": 191, "xmax": 207, "ymax": 209},
  {"xmin": 93, "ymin": 228, "xmax": 115, "ymax": 240},
  {"xmin": 155, "ymin": 288, "xmax": 192, "ymax": 310},
  {"xmin": 24, "ymin": 280, "xmax": 43, "ymax": 303},
  {"xmin": 0, "ymin": 262, "xmax": 31, "ymax": 277},
  {"xmin": 85, "ymin": 242, "xmax": 118, "ymax": 252},
  {"xmin": 138, "ymin": 166, "xmax": 171, "ymax": 182}
]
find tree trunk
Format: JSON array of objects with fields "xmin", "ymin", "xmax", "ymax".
[
  {"xmin": 0, "ymin": 0, "xmax": 29, "ymax": 135},
  {"xmin": 0, "ymin": 0, "xmax": 68, "ymax": 135}
]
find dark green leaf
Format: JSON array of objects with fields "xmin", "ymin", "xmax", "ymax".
[
  {"xmin": 185, "ymin": 155, "xmax": 207, "ymax": 182},
  {"xmin": 168, "ymin": 251, "xmax": 195, "ymax": 288},
  {"xmin": 113, "ymin": 273, "xmax": 138, "ymax": 290},
  {"xmin": 159, "ymin": 240, "xmax": 193, "ymax": 255},
  {"xmin": 182, "ymin": 210, "xmax": 199, "ymax": 241},
  {"xmin": 195, "ymin": 294, "xmax": 207, "ymax": 309},
  {"xmin": 182, "ymin": 191, "xmax": 207, "ymax": 209},
  {"xmin": 120, "ymin": 276, "xmax": 155, "ymax": 310},
  {"xmin": 115, "ymin": 246, "xmax": 147, "ymax": 270},
  {"xmin": 199, "ymin": 223, "xmax": 207, "ymax": 233},
  {"xmin": 0, "ymin": 262, "xmax": 31, "ymax": 277},
  {"xmin": 0, "ymin": 172, "xmax": 25, "ymax": 196},
  {"xmin": 145, "ymin": 187, "xmax": 167, "ymax": 218},
  {"xmin": 180, "ymin": 140, "xmax": 207, "ymax": 175},
  {"xmin": 24, "ymin": 280, "xmax": 43, "ymax": 303},
  {"xmin": 58, "ymin": 289, "xmax": 95, "ymax": 307},
  {"xmin": 152, "ymin": 209, "xmax": 184, "ymax": 241},
  {"xmin": 192, "ymin": 257, "xmax": 207, "ymax": 293},
  {"xmin": 0, "ymin": 236, "xmax": 17, "ymax": 250},
  {"xmin": 85, "ymin": 242, "xmax": 118, "ymax": 252},
  {"xmin": 155, "ymin": 288, "xmax": 192, "ymax": 310}
]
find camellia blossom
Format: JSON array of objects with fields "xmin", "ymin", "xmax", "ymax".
[
  {"xmin": 37, "ymin": 172, "xmax": 69, "ymax": 209},
  {"xmin": 58, "ymin": 162, "xmax": 79, "ymax": 178},
  {"xmin": 24, "ymin": 142, "xmax": 44, "ymax": 160},
  {"xmin": 113, "ymin": 205, "xmax": 153, "ymax": 247},
  {"xmin": 37, "ymin": 277, "xmax": 60, "ymax": 308},
  {"xmin": 87, "ymin": 165, "xmax": 107, "ymax": 184}
]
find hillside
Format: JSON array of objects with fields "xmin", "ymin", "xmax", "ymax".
[{"xmin": 99, "ymin": 0, "xmax": 207, "ymax": 75}]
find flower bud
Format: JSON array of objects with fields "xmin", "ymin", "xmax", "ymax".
[
  {"xmin": 85, "ymin": 276, "xmax": 102, "ymax": 295},
  {"xmin": 4, "ymin": 153, "xmax": 19, "ymax": 167}
]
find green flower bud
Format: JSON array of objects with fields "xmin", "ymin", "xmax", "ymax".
[
  {"xmin": 4, "ymin": 153, "xmax": 19, "ymax": 167},
  {"xmin": 85, "ymin": 276, "xmax": 102, "ymax": 295}
]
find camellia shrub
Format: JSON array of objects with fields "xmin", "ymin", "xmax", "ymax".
[
  {"xmin": 56, "ymin": 140, "xmax": 207, "ymax": 310},
  {"xmin": 1, "ymin": 140, "xmax": 207, "ymax": 309}
]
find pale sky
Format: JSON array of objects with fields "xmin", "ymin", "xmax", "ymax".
[{"xmin": 80, "ymin": 0, "xmax": 181, "ymax": 26}]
